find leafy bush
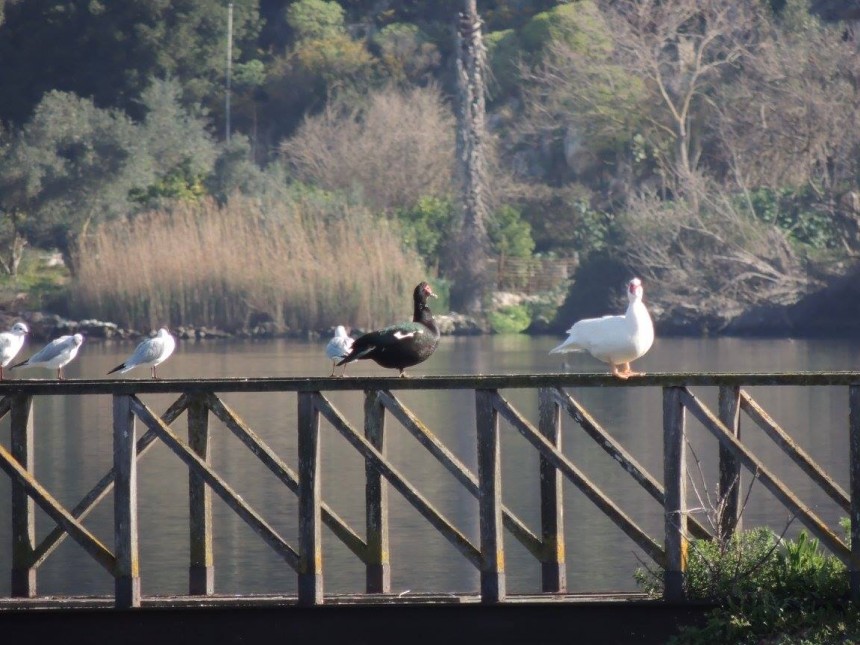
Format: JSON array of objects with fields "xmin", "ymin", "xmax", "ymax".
[
  {"xmin": 747, "ymin": 187, "xmax": 838, "ymax": 249},
  {"xmin": 488, "ymin": 304, "xmax": 531, "ymax": 334},
  {"xmin": 635, "ymin": 527, "xmax": 855, "ymax": 644},
  {"xmin": 395, "ymin": 196, "xmax": 456, "ymax": 265},
  {"xmin": 488, "ymin": 204, "xmax": 535, "ymax": 259}
]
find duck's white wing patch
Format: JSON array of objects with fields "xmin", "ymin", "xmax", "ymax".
[{"xmin": 393, "ymin": 331, "xmax": 417, "ymax": 340}]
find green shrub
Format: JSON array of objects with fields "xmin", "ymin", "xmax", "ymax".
[
  {"xmin": 747, "ymin": 187, "xmax": 838, "ymax": 249},
  {"xmin": 488, "ymin": 304, "xmax": 531, "ymax": 334},
  {"xmin": 395, "ymin": 196, "xmax": 456, "ymax": 266},
  {"xmin": 488, "ymin": 204, "xmax": 535, "ymax": 259},
  {"xmin": 636, "ymin": 527, "xmax": 854, "ymax": 644}
]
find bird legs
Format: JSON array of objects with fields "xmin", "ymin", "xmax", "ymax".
[{"xmin": 611, "ymin": 363, "xmax": 644, "ymax": 379}]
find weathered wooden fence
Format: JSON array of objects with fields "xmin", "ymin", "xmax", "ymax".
[{"xmin": 0, "ymin": 373, "xmax": 858, "ymax": 609}]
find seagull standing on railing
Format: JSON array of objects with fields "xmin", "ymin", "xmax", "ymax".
[
  {"xmin": 0, "ymin": 321, "xmax": 29, "ymax": 380},
  {"xmin": 326, "ymin": 325, "xmax": 354, "ymax": 377},
  {"xmin": 10, "ymin": 333, "xmax": 85, "ymax": 380},
  {"xmin": 107, "ymin": 327, "xmax": 176, "ymax": 380}
]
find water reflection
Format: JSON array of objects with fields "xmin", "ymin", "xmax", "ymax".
[{"xmin": 0, "ymin": 335, "xmax": 858, "ymax": 597}]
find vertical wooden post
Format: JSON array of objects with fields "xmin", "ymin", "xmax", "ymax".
[
  {"xmin": 10, "ymin": 394, "xmax": 36, "ymax": 597},
  {"xmin": 298, "ymin": 391, "xmax": 323, "ymax": 605},
  {"xmin": 188, "ymin": 394, "xmax": 214, "ymax": 595},
  {"xmin": 849, "ymin": 385, "xmax": 860, "ymax": 601},
  {"xmin": 538, "ymin": 388, "xmax": 566, "ymax": 592},
  {"xmin": 663, "ymin": 387, "xmax": 687, "ymax": 602},
  {"xmin": 476, "ymin": 389, "xmax": 505, "ymax": 602},
  {"xmin": 718, "ymin": 386, "xmax": 742, "ymax": 542},
  {"xmin": 364, "ymin": 390, "xmax": 390, "ymax": 593},
  {"xmin": 113, "ymin": 394, "xmax": 141, "ymax": 608}
]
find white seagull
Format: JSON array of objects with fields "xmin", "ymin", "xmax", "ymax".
[
  {"xmin": 549, "ymin": 277, "xmax": 655, "ymax": 379},
  {"xmin": 11, "ymin": 333, "xmax": 85, "ymax": 380},
  {"xmin": 0, "ymin": 321, "xmax": 29, "ymax": 380},
  {"xmin": 325, "ymin": 325, "xmax": 354, "ymax": 377},
  {"xmin": 107, "ymin": 327, "xmax": 176, "ymax": 380}
]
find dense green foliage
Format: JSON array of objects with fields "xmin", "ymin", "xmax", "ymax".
[{"xmin": 636, "ymin": 527, "xmax": 860, "ymax": 644}]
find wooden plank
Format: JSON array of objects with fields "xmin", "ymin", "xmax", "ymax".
[
  {"xmin": 5, "ymin": 371, "xmax": 860, "ymax": 397},
  {"xmin": 298, "ymin": 392, "xmax": 323, "ymax": 605},
  {"xmin": 378, "ymin": 390, "xmax": 542, "ymax": 558},
  {"xmin": 313, "ymin": 394, "xmax": 482, "ymax": 569},
  {"xmin": 850, "ymin": 385, "xmax": 860, "ymax": 601},
  {"xmin": 188, "ymin": 394, "xmax": 214, "ymax": 595},
  {"xmin": 476, "ymin": 390, "xmax": 506, "ymax": 603},
  {"xmin": 204, "ymin": 393, "xmax": 367, "ymax": 561},
  {"xmin": 718, "ymin": 386, "xmax": 742, "ymax": 541},
  {"xmin": 0, "ymin": 442, "xmax": 116, "ymax": 574},
  {"xmin": 538, "ymin": 388, "xmax": 565, "ymax": 593},
  {"xmin": 552, "ymin": 387, "xmax": 710, "ymax": 542},
  {"xmin": 30, "ymin": 395, "xmax": 190, "ymax": 568},
  {"xmin": 113, "ymin": 395, "xmax": 141, "ymax": 608},
  {"xmin": 129, "ymin": 397, "xmax": 300, "ymax": 571},
  {"xmin": 492, "ymin": 393, "xmax": 664, "ymax": 567},
  {"xmin": 740, "ymin": 390, "xmax": 849, "ymax": 513},
  {"xmin": 0, "ymin": 394, "xmax": 13, "ymax": 419},
  {"xmin": 10, "ymin": 395, "xmax": 35, "ymax": 597},
  {"xmin": 680, "ymin": 389, "xmax": 850, "ymax": 563},
  {"xmin": 364, "ymin": 391, "xmax": 390, "ymax": 594},
  {"xmin": 663, "ymin": 387, "xmax": 687, "ymax": 602}
]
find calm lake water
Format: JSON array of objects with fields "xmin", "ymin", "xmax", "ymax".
[{"xmin": 1, "ymin": 333, "xmax": 859, "ymax": 598}]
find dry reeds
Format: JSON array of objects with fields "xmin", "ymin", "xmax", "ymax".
[{"xmin": 70, "ymin": 194, "xmax": 425, "ymax": 332}]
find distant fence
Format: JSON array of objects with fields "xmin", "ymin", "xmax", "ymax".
[
  {"xmin": 0, "ymin": 373, "xmax": 859, "ymax": 609},
  {"xmin": 492, "ymin": 256, "xmax": 575, "ymax": 293}
]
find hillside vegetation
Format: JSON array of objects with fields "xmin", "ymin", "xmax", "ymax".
[{"xmin": 0, "ymin": 0, "xmax": 859, "ymax": 334}]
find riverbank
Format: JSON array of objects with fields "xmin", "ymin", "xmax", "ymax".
[{"xmin": 0, "ymin": 309, "xmax": 491, "ymax": 344}]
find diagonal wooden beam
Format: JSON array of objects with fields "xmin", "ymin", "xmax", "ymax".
[
  {"xmin": 552, "ymin": 387, "xmax": 711, "ymax": 541},
  {"xmin": 680, "ymin": 388, "xmax": 849, "ymax": 564},
  {"xmin": 377, "ymin": 390, "xmax": 543, "ymax": 558},
  {"xmin": 740, "ymin": 390, "xmax": 849, "ymax": 513},
  {"xmin": 129, "ymin": 396, "xmax": 300, "ymax": 571},
  {"xmin": 0, "ymin": 394, "xmax": 13, "ymax": 420},
  {"xmin": 314, "ymin": 393, "xmax": 482, "ymax": 569},
  {"xmin": 492, "ymin": 392, "xmax": 665, "ymax": 568},
  {"xmin": 0, "ymin": 442, "xmax": 116, "ymax": 575},
  {"xmin": 203, "ymin": 392, "xmax": 367, "ymax": 561},
  {"xmin": 29, "ymin": 394, "xmax": 191, "ymax": 569}
]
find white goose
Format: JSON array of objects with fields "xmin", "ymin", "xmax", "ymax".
[{"xmin": 549, "ymin": 277, "xmax": 654, "ymax": 379}]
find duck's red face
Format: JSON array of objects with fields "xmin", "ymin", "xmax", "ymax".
[
  {"xmin": 628, "ymin": 278, "xmax": 643, "ymax": 298},
  {"xmin": 422, "ymin": 283, "xmax": 437, "ymax": 298}
]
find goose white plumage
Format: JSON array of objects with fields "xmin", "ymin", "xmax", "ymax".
[
  {"xmin": 108, "ymin": 327, "xmax": 176, "ymax": 379},
  {"xmin": 11, "ymin": 333, "xmax": 84, "ymax": 380},
  {"xmin": 326, "ymin": 325, "xmax": 354, "ymax": 376},
  {"xmin": 0, "ymin": 321, "xmax": 29, "ymax": 380},
  {"xmin": 549, "ymin": 277, "xmax": 654, "ymax": 379}
]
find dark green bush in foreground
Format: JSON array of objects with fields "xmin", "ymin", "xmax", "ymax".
[{"xmin": 636, "ymin": 526, "xmax": 860, "ymax": 644}]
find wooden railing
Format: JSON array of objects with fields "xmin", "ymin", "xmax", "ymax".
[{"xmin": 0, "ymin": 373, "xmax": 858, "ymax": 608}]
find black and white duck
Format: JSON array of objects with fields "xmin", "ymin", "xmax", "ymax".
[{"xmin": 337, "ymin": 282, "xmax": 440, "ymax": 377}]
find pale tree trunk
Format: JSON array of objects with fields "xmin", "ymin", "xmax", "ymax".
[
  {"xmin": 0, "ymin": 209, "xmax": 27, "ymax": 277},
  {"xmin": 450, "ymin": 0, "xmax": 491, "ymax": 314}
]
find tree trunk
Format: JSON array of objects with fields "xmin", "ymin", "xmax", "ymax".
[{"xmin": 450, "ymin": 0, "xmax": 490, "ymax": 315}]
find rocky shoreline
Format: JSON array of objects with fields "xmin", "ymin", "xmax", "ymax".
[
  {"xmin": 0, "ymin": 310, "xmax": 489, "ymax": 344},
  {"xmin": 6, "ymin": 266, "xmax": 860, "ymax": 343}
]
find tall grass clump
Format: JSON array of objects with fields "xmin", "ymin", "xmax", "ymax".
[{"xmin": 69, "ymin": 193, "xmax": 426, "ymax": 332}]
